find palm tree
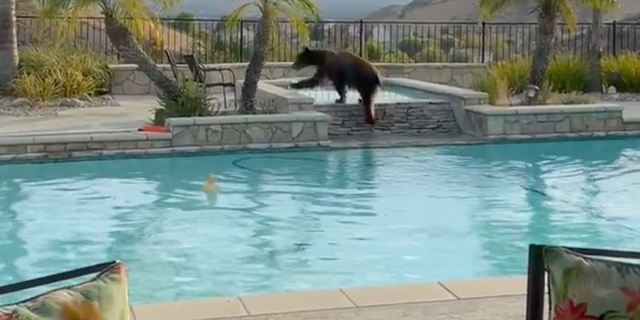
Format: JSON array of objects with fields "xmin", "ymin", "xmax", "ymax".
[
  {"xmin": 41, "ymin": 0, "xmax": 183, "ymax": 100},
  {"xmin": 226, "ymin": 0, "xmax": 320, "ymax": 114},
  {"xmin": 0, "ymin": 0, "xmax": 18, "ymax": 89},
  {"xmin": 584, "ymin": 0, "xmax": 617, "ymax": 92},
  {"xmin": 479, "ymin": 0, "xmax": 579, "ymax": 100}
]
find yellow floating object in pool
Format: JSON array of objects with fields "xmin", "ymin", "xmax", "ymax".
[{"xmin": 203, "ymin": 174, "xmax": 217, "ymax": 193}]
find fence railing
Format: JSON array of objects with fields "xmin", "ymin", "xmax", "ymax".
[{"xmin": 15, "ymin": 16, "xmax": 640, "ymax": 64}]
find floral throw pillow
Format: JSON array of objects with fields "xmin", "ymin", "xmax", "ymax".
[
  {"xmin": 0, "ymin": 262, "xmax": 129, "ymax": 320},
  {"xmin": 544, "ymin": 246, "xmax": 640, "ymax": 320}
]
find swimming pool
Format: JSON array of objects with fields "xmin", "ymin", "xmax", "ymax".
[
  {"xmin": 2, "ymin": 138, "xmax": 640, "ymax": 304},
  {"xmin": 294, "ymin": 84, "xmax": 439, "ymax": 103}
]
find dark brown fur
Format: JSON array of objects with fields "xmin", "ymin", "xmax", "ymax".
[{"xmin": 290, "ymin": 47, "xmax": 381, "ymax": 125}]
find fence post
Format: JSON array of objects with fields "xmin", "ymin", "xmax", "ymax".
[
  {"xmin": 611, "ymin": 20, "xmax": 617, "ymax": 56},
  {"xmin": 239, "ymin": 19, "xmax": 245, "ymax": 60},
  {"xmin": 481, "ymin": 21, "xmax": 486, "ymax": 63},
  {"xmin": 359, "ymin": 19, "xmax": 364, "ymax": 57}
]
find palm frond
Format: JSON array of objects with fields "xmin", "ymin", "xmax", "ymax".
[
  {"xmin": 225, "ymin": 2, "xmax": 256, "ymax": 28},
  {"xmin": 555, "ymin": 0, "xmax": 577, "ymax": 32}
]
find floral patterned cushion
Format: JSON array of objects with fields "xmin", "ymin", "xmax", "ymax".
[
  {"xmin": 0, "ymin": 262, "xmax": 129, "ymax": 320},
  {"xmin": 544, "ymin": 246, "xmax": 640, "ymax": 320}
]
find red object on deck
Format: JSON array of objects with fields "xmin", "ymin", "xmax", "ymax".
[{"xmin": 138, "ymin": 125, "xmax": 169, "ymax": 133}]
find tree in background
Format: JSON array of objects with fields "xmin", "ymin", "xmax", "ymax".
[
  {"xmin": 41, "ymin": 0, "xmax": 183, "ymax": 100},
  {"xmin": 226, "ymin": 0, "xmax": 320, "ymax": 114},
  {"xmin": 479, "ymin": 0, "xmax": 580, "ymax": 99},
  {"xmin": 584, "ymin": 0, "xmax": 617, "ymax": 92},
  {"xmin": 170, "ymin": 11, "xmax": 197, "ymax": 34},
  {"xmin": 0, "ymin": 0, "xmax": 18, "ymax": 88}
]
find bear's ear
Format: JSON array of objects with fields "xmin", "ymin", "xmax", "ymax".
[{"xmin": 303, "ymin": 46, "xmax": 310, "ymax": 53}]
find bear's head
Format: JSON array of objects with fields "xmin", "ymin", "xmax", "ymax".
[{"xmin": 291, "ymin": 47, "xmax": 327, "ymax": 70}]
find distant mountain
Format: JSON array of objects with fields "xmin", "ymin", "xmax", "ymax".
[
  {"xmin": 366, "ymin": 0, "xmax": 640, "ymax": 22},
  {"xmin": 175, "ymin": 0, "xmax": 412, "ymax": 20}
]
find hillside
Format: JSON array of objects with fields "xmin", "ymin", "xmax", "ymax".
[
  {"xmin": 176, "ymin": 0, "xmax": 409, "ymax": 20},
  {"xmin": 366, "ymin": 0, "xmax": 640, "ymax": 22}
]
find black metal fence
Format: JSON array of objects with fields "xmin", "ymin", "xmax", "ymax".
[{"xmin": 15, "ymin": 16, "xmax": 640, "ymax": 64}]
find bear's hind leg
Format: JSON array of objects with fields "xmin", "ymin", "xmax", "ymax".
[
  {"xmin": 332, "ymin": 72, "xmax": 347, "ymax": 103},
  {"xmin": 357, "ymin": 86, "xmax": 377, "ymax": 125}
]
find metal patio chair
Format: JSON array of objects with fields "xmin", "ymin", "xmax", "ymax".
[
  {"xmin": 182, "ymin": 53, "xmax": 238, "ymax": 110},
  {"xmin": 164, "ymin": 49, "xmax": 181, "ymax": 81}
]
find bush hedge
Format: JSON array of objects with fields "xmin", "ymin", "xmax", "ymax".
[
  {"xmin": 472, "ymin": 53, "xmax": 640, "ymax": 104},
  {"xmin": 9, "ymin": 47, "xmax": 110, "ymax": 103}
]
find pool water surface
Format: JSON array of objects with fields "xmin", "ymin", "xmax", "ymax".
[
  {"xmin": 294, "ymin": 84, "xmax": 439, "ymax": 103},
  {"xmin": 2, "ymin": 139, "xmax": 640, "ymax": 304}
]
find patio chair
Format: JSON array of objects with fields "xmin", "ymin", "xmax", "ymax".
[
  {"xmin": 182, "ymin": 53, "xmax": 238, "ymax": 110},
  {"xmin": 164, "ymin": 49, "xmax": 181, "ymax": 81},
  {"xmin": 526, "ymin": 244, "xmax": 640, "ymax": 320},
  {"xmin": 0, "ymin": 261, "xmax": 136, "ymax": 319}
]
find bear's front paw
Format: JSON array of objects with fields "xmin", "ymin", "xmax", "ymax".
[{"xmin": 334, "ymin": 98, "xmax": 346, "ymax": 103}]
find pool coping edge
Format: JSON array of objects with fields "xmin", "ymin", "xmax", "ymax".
[{"xmin": 131, "ymin": 276, "xmax": 532, "ymax": 320}]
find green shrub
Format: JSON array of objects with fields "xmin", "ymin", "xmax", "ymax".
[
  {"xmin": 545, "ymin": 54, "xmax": 588, "ymax": 93},
  {"xmin": 477, "ymin": 55, "xmax": 588, "ymax": 96},
  {"xmin": 490, "ymin": 56, "xmax": 530, "ymax": 93},
  {"xmin": 397, "ymin": 37, "xmax": 426, "ymax": 57},
  {"xmin": 549, "ymin": 92, "xmax": 594, "ymax": 105},
  {"xmin": 382, "ymin": 51, "xmax": 413, "ymax": 63},
  {"xmin": 601, "ymin": 53, "xmax": 640, "ymax": 93},
  {"xmin": 363, "ymin": 41, "xmax": 384, "ymax": 62},
  {"xmin": 439, "ymin": 34, "xmax": 461, "ymax": 53},
  {"xmin": 448, "ymin": 48, "xmax": 473, "ymax": 63},
  {"xmin": 471, "ymin": 70, "xmax": 508, "ymax": 105},
  {"xmin": 10, "ymin": 46, "xmax": 109, "ymax": 101},
  {"xmin": 414, "ymin": 46, "xmax": 446, "ymax": 62},
  {"xmin": 471, "ymin": 52, "xmax": 640, "ymax": 102},
  {"xmin": 153, "ymin": 78, "xmax": 218, "ymax": 125},
  {"xmin": 11, "ymin": 68, "xmax": 96, "ymax": 103}
]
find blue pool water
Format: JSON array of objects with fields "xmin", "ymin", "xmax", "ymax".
[
  {"xmin": 2, "ymin": 139, "xmax": 640, "ymax": 304},
  {"xmin": 294, "ymin": 84, "xmax": 439, "ymax": 103}
]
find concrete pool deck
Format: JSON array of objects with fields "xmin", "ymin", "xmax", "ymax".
[
  {"xmin": 1, "ymin": 95, "xmax": 640, "ymax": 136},
  {"xmin": 131, "ymin": 276, "xmax": 541, "ymax": 320},
  {"xmin": 3, "ymin": 95, "xmax": 640, "ymax": 162}
]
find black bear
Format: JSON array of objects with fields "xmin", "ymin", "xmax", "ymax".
[{"xmin": 289, "ymin": 47, "xmax": 381, "ymax": 125}]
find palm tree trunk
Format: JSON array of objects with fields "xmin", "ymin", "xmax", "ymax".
[
  {"xmin": 529, "ymin": 1, "xmax": 557, "ymax": 102},
  {"xmin": 240, "ymin": 15, "xmax": 271, "ymax": 114},
  {"xmin": 0, "ymin": 0, "xmax": 18, "ymax": 89},
  {"xmin": 586, "ymin": 8, "xmax": 604, "ymax": 92},
  {"xmin": 103, "ymin": 12, "xmax": 182, "ymax": 100}
]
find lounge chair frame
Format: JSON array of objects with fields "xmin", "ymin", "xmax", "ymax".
[{"xmin": 182, "ymin": 53, "xmax": 238, "ymax": 110}]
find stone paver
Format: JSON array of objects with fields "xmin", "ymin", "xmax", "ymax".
[
  {"xmin": 0, "ymin": 95, "xmax": 237, "ymax": 136},
  {"xmin": 133, "ymin": 295, "xmax": 537, "ymax": 320},
  {"xmin": 131, "ymin": 276, "xmax": 539, "ymax": 320},
  {"xmin": 235, "ymin": 295, "xmax": 532, "ymax": 320},
  {"xmin": 465, "ymin": 103, "xmax": 628, "ymax": 136},
  {"xmin": 167, "ymin": 111, "xmax": 330, "ymax": 147},
  {"xmin": 0, "ymin": 96, "xmax": 155, "ymax": 135}
]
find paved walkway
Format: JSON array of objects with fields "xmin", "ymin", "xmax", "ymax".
[
  {"xmin": 133, "ymin": 295, "xmax": 535, "ymax": 320},
  {"xmin": 246, "ymin": 295, "xmax": 531, "ymax": 320},
  {"xmin": 1, "ymin": 97, "xmax": 639, "ymax": 136},
  {"xmin": 0, "ymin": 96, "xmax": 156, "ymax": 136}
]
